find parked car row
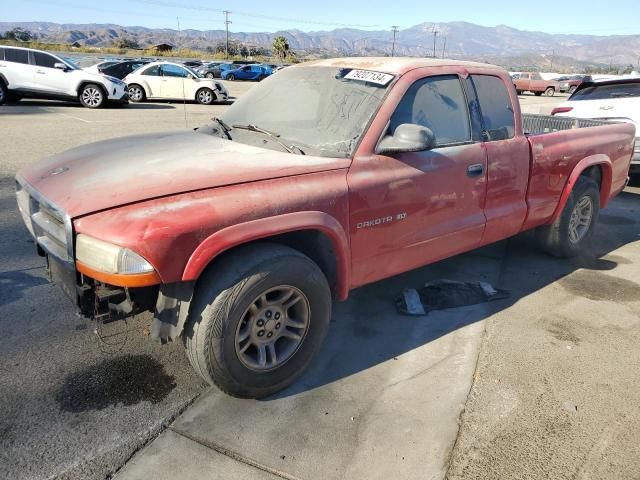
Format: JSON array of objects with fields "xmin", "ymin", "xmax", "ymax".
[
  {"xmin": 0, "ymin": 46, "xmax": 233, "ymax": 107},
  {"xmin": 195, "ymin": 61, "xmax": 285, "ymax": 80}
]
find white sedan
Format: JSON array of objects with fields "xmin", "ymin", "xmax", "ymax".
[
  {"xmin": 552, "ymin": 78, "xmax": 640, "ymax": 173},
  {"xmin": 124, "ymin": 61, "xmax": 229, "ymax": 104}
]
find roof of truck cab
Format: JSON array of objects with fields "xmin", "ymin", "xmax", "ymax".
[{"xmin": 299, "ymin": 57, "xmax": 504, "ymax": 75}]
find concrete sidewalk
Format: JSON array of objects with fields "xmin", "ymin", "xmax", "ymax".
[{"xmin": 116, "ymin": 250, "xmax": 504, "ymax": 480}]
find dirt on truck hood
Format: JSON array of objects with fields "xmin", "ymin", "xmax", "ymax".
[{"xmin": 17, "ymin": 130, "xmax": 351, "ymax": 217}]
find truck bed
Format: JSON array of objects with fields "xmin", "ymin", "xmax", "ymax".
[{"xmin": 523, "ymin": 113, "xmax": 613, "ymax": 135}]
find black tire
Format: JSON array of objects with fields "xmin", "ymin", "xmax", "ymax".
[
  {"xmin": 196, "ymin": 87, "xmax": 215, "ymax": 105},
  {"xmin": 128, "ymin": 84, "xmax": 146, "ymax": 102},
  {"xmin": 537, "ymin": 176, "xmax": 600, "ymax": 258},
  {"xmin": 227, "ymin": 74, "xmax": 235, "ymax": 81},
  {"xmin": 545, "ymin": 87, "xmax": 555, "ymax": 97},
  {"xmin": 205, "ymin": 72, "xmax": 215, "ymax": 79},
  {"xmin": 0, "ymin": 81, "xmax": 7, "ymax": 105},
  {"xmin": 183, "ymin": 243, "xmax": 332, "ymax": 398},
  {"xmin": 568, "ymin": 85, "xmax": 577, "ymax": 95},
  {"xmin": 516, "ymin": 90, "xmax": 523, "ymax": 95},
  {"xmin": 7, "ymin": 93, "xmax": 22, "ymax": 104},
  {"xmin": 78, "ymin": 83, "xmax": 106, "ymax": 108},
  {"xmin": 534, "ymin": 91, "xmax": 543, "ymax": 96}
]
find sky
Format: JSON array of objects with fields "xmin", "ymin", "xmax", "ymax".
[{"xmin": 3, "ymin": 0, "xmax": 639, "ymax": 36}]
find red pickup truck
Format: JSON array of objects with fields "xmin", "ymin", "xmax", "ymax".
[
  {"xmin": 16, "ymin": 58, "xmax": 635, "ymax": 398},
  {"xmin": 513, "ymin": 71, "xmax": 562, "ymax": 96}
]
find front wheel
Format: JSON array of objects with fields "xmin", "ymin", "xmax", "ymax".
[
  {"xmin": 128, "ymin": 84, "xmax": 146, "ymax": 102},
  {"xmin": 79, "ymin": 84, "xmax": 105, "ymax": 108},
  {"xmin": 227, "ymin": 74, "xmax": 235, "ymax": 81},
  {"xmin": 536, "ymin": 176, "xmax": 600, "ymax": 257},
  {"xmin": 568, "ymin": 85, "xmax": 577, "ymax": 95},
  {"xmin": 183, "ymin": 244, "xmax": 332, "ymax": 398},
  {"xmin": 205, "ymin": 72, "xmax": 215, "ymax": 79},
  {"xmin": 544, "ymin": 87, "xmax": 555, "ymax": 97},
  {"xmin": 196, "ymin": 88, "xmax": 215, "ymax": 105}
]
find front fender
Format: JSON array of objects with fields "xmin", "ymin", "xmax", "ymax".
[
  {"xmin": 182, "ymin": 211, "xmax": 351, "ymax": 300},
  {"xmin": 550, "ymin": 154, "xmax": 612, "ymax": 222}
]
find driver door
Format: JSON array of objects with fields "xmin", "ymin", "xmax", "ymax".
[
  {"xmin": 159, "ymin": 64, "xmax": 191, "ymax": 99},
  {"xmin": 347, "ymin": 73, "xmax": 488, "ymax": 287}
]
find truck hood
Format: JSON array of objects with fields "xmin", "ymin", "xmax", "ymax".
[{"xmin": 17, "ymin": 130, "xmax": 351, "ymax": 217}]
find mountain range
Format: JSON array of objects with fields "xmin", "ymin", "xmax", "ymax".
[{"xmin": 2, "ymin": 21, "xmax": 639, "ymax": 70}]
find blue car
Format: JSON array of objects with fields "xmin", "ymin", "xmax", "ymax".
[{"xmin": 221, "ymin": 64, "xmax": 270, "ymax": 81}]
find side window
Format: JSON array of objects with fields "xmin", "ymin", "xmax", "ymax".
[
  {"xmin": 161, "ymin": 64, "xmax": 189, "ymax": 78},
  {"xmin": 141, "ymin": 65, "xmax": 160, "ymax": 76},
  {"xmin": 242, "ymin": 66, "xmax": 250, "ymax": 71},
  {"xmin": 4, "ymin": 48, "xmax": 29, "ymax": 64},
  {"xmin": 34, "ymin": 52, "xmax": 59, "ymax": 68},
  {"xmin": 531, "ymin": 73, "xmax": 542, "ymax": 81},
  {"xmin": 470, "ymin": 75, "xmax": 515, "ymax": 141},
  {"xmin": 0, "ymin": 48, "xmax": 4, "ymax": 61},
  {"xmin": 522, "ymin": 73, "xmax": 530, "ymax": 79},
  {"xmin": 389, "ymin": 75, "xmax": 471, "ymax": 147}
]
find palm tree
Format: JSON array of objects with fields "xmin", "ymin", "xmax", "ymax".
[{"xmin": 272, "ymin": 36, "xmax": 290, "ymax": 61}]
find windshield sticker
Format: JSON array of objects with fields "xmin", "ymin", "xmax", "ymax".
[{"xmin": 343, "ymin": 69, "xmax": 394, "ymax": 86}]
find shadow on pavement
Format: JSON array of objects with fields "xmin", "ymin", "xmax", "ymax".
[{"xmin": 270, "ymin": 187, "xmax": 640, "ymax": 399}]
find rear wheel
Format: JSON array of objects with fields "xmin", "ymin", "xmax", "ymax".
[
  {"xmin": 183, "ymin": 244, "xmax": 332, "ymax": 398},
  {"xmin": 79, "ymin": 84, "xmax": 105, "ymax": 108},
  {"xmin": 0, "ymin": 82, "xmax": 7, "ymax": 105},
  {"xmin": 196, "ymin": 88, "xmax": 215, "ymax": 105},
  {"xmin": 544, "ymin": 87, "xmax": 555, "ymax": 97},
  {"xmin": 568, "ymin": 85, "xmax": 577, "ymax": 95},
  {"xmin": 128, "ymin": 84, "xmax": 146, "ymax": 102},
  {"xmin": 227, "ymin": 74, "xmax": 235, "ymax": 81},
  {"xmin": 537, "ymin": 176, "xmax": 600, "ymax": 258}
]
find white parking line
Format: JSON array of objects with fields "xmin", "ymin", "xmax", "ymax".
[{"xmin": 43, "ymin": 108, "xmax": 93, "ymax": 123}]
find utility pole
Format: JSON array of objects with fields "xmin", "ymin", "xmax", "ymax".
[
  {"xmin": 549, "ymin": 49, "xmax": 555, "ymax": 71},
  {"xmin": 223, "ymin": 10, "xmax": 232, "ymax": 59},
  {"xmin": 441, "ymin": 36, "xmax": 447, "ymax": 58},
  {"xmin": 432, "ymin": 27, "xmax": 438, "ymax": 58},
  {"xmin": 391, "ymin": 26, "xmax": 399, "ymax": 57},
  {"xmin": 636, "ymin": 54, "xmax": 639, "ymax": 72}
]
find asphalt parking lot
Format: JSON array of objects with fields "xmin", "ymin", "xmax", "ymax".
[{"xmin": 2, "ymin": 86, "xmax": 640, "ymax": 480}]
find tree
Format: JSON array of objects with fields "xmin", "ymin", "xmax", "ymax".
[
  {"xmin": 113, "ymin": 37, "xmax": 140, "ymax": 49},
  {"xmin": 3, "ymin": 28, "xmax": 33, "ymax": 42},
  {"xmin": 240, "ymin": 45, "xmax": 249, "ymax": 58},
  {"xmin": 272, "ymin": 35, "xmax": 289, "ymax": 61}
]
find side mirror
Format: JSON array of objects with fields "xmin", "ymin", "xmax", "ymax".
[
  {"xmin": 376, "ymin": 124, "xmax": 435, "ymax": 155},
  {"xmin": 54, "ymin": 62, "xmax": 69, "ymax": 71}
]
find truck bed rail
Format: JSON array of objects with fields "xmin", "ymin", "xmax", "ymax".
[{"xmin": 523, "ymin": 114, "xmax": 613, "ymax": 136}]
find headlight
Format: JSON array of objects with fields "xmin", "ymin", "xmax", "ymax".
[{"xmin": 76, "ymin": 234, "xmax": 154, "ymax": 274}]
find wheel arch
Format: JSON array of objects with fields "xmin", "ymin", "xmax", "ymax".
[
  {"xmin": 182, "ymin": 211, "xmax": 351, "ymax": 300},
  {"xmin": 550, "ymin": 155, "xmax": 612, "ymax": 222},
  {"xmin": 76, "ymin": 80, "xmax": 108, "ymax": 99}
]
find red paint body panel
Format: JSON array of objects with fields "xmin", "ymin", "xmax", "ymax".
[
  {"xmin": 521, "ymin": 122, "xmax": 635, "ymax": 230},
  {"xmin": 17, "ymin": 59, "xmax": 636, "ymax": 301}
]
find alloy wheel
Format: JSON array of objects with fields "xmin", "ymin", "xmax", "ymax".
[
  {"xmin": 82, "ymin": 87, "xmax": 103, "ymax": 107},
  {"xmin": 234, "ymin": 286, "xmax": 310, "ymax": 371},
  {"xmin": 568, "ymin": 196, "xmax": 593, "ymax": 244}
]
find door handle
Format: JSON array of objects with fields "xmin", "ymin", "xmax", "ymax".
[
  {"xmin": 467, "ymin": 163, "xmax": 485, "ymax": 177},
  {"xmin": 36, "ymin": 70, "xmax": 46, "ymax": 74}
]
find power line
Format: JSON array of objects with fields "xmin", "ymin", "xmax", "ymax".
[
  {"xmin": 134, "ymin": 0, "xmax": 388, "ymax": 29},
  {"xmin": 391, "ymin": 26, "xmax": 399, "ymax": 57}
]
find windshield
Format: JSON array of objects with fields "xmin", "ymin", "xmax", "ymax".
[
  {"xmin": 218, "ymin": 66, "xmax": 393, "ymax": 157},
  {"xmin": 571, "ymin": 81, "xmax": 640, "ymax": 100}
]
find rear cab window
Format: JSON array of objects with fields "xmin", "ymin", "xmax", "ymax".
[{"xmin": 470, "ymin": 75, "xmax": 516, "ymax": 140}]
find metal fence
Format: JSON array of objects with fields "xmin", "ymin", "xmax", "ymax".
[{"xmin": 523, "ymin": 114, "xmax": 614, "ymax": 136}]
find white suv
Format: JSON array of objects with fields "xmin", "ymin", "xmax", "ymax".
[{"xmin": 0, "ymin": 46, "xmax": 128, "ymax": 108}]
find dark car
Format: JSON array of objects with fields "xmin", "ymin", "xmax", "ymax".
[
  {"xmin": 556, "ymin": 75, "xmax": 589, "ymax": 94},
  {"xmin": 197, "ymin": 62, "xmax": 234, "ymax": 79},
  {"xmin": 99, "ymin": 60, "xmax": 150, "ymax": 80},
  {"xmin": 183, "ymin": 60, "xmax": 203, "ymax": 68}
]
